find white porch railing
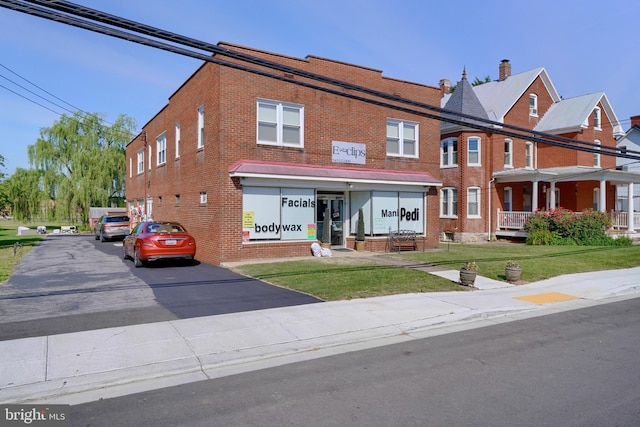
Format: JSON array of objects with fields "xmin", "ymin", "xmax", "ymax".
[
  {"xmin": 610, "ymin": 210, "xmax": 640, "ymax": 230},
  {"xmin": 497, "ymin": 210, "xmax": 534, "ymax": 230}
]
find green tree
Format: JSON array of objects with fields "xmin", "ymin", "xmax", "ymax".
[
  {"xmin": 3, "ymin": 168, "xmax": 45, "ymax": 221},
  {"xmin": 28, "ymin": 112, "xmax": 136, "ymax": 224},
  {"xmin": 0, "ymin": 154, "xmax": 9, "ymax": 217}
]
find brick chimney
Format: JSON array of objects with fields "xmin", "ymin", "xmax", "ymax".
[
  {"xmin": 499, "ymin": 59, "xmax": 511, "ymax": 81},
  {"xmin": 631, "ymin": 115, "xmax": 640, "ymax": 128},
  {"xmin": 439, "ymin": 78, "xmax": 451, "ymax": 96}
]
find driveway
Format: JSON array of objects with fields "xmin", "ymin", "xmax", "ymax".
[{"xmin": 0, "ymin": 235, "xmax": 320, "ymax": 340}]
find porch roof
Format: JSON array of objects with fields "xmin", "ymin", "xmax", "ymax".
[
  {"xmin": 228, "ymin": 160, "xmax": 442, "ymax": 187},
  {"xmin": 492, "ymin": 166, "xmax": 640, "ymax": 184}
]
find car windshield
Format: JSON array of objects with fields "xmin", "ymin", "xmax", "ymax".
[
  {"xmin": 105, "ymin": 216, "xmax": 129, "ymax": 222},
  {"xmin": 145, "ymin": 223, "xmax": 185, "ymax": 233}
]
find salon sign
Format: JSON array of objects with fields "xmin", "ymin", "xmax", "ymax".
[{"xmin": 332, "ymin": 141, "xmax": 366, "ymax": 165}]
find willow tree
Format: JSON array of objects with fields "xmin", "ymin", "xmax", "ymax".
[
  {"xmin": 3, "ymin": 167, "xmax": 45, "ymax": 221},
  {"xmin": 28, "ymin": 112, "xmax": 136, "ymax": 224}
]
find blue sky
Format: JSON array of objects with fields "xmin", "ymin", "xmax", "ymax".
[{"xmin": 1, "ymin": 0, "xmax": 638, "ymax": 176}]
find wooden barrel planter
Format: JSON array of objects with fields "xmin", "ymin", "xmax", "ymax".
[
  {"xmin": 505, "ymin": 266, "xmax": 522, "ymax": 283},
  {"xmin": 459, "ymin": 269, "xmax": 477, "ymax": 286}
]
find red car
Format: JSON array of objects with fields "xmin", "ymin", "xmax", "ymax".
[{"xmin": 123, "ymin": 221, "xmax": 196, "ymax": 267}]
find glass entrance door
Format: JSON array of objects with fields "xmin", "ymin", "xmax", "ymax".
[{"xmin": 316, "ymin": 195, "xmax": 344, "ymax": 247}]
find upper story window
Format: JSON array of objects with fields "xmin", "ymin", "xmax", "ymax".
[
  {"xmin": 440, "ymin": 137, "xmax": 458, "ymax": 167},
  {"xmin": 156, "ymin": 132, "xmax": 166, "ymax": 166},
  {"xmin": 593, "ymin": 107, "xmax": 601, "ymax": 130},
  {"xmin": 386, "ymin": 119, "xmax": 418, "ymax": 157},
  {"xmin": 525, "ymin": 142, "xmax": 534, "ymax": 169},
  {"xmin": 197, "ymin": 106, "xmax": 204, "ymax": 149},
  {"xmin": 137, "ymin": 149, "xmax": 144, "ymax": 174},
  {"xmin": 200, "ymin": 191, "xmax": 207, "ymax": 204},
  {"xmin": 529, "ymin": 94, "xmax": 538, "ymax": 116},
  {"xmin": 440, "ymin": 187, "xmax": 458, "ymax": 218},
  {"xmin": 257, "ymin": 100, "xmax": 304, "ymax": 147},
  {"xmin": 467, "ymin": 187, "xmax": 481, "ymax": 218},
  {"xmin": 175, "ymin": 122, "xmax": 181, "ymax": 158},
  {"xmin": 467, "ymin": 136, "xmax": 481, "ymax": 166},
  {"xmin": 594, "ymin": 140, "xmax": 601, "ymax": 168},
  {"xmin": 504, "ymin": 139, "xmax": 513, "ymax": 168}
]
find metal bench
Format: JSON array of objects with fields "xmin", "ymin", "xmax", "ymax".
[{"xmin": 388, "ymin": 229, "xmax": 418, "ymax": 252}]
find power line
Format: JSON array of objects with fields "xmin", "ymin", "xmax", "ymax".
[{"xmin": 2, "ymin": 0, "xmax": 638, "ymax": 161}]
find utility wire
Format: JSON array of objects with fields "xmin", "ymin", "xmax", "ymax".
[{"xmin": 2, "ymin": 0, "xmax": 638, "ymax": 160}]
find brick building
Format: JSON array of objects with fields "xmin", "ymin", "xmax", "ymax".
[
  {"xmin": 125, "ymin": 43, "xmax": 442, "ymax": 265},
  {"xmin": 438, "ymin": 60, "xmax": 640, "ymax": 241}
]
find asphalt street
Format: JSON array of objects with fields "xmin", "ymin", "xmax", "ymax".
[{"xmin": 0, "ymin": 235, "xmax": 320, "ymax": 340}]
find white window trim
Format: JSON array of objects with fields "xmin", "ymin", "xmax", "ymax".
[
  {"xmin": 525, "ymin": 142, "xmax": 534, "ymax": 169},
  {"xmin": 440, "ymin": 187, "xmax": 458, "ymax": 218},
  {"xmin": 529, "ymin": 94, "xmax": 538, "ymax": 117},
  {"xmin": 504, "ymin": 139, "xmax": 513, "ymax": 168},
  {"xmin": 200, "ymin": 191, "xmax": 207, "ymax": 204},
  {"xmin": 257, "ymin": 99, "xmax": 304, "ymax": 148},
  {"xmin": 594, "ymin": 107, "xmax": 602, "ymax": 130},
  {"xmin": 137, "ymin": 149, "xmax": 144, "ymax": 174},
  {"xmin": 386, "ymin": 119, "xmax": 419, "ymax": 158},
  {"xmin": 197, "ymin": 105, "xmax": 204, "ymax": 149},
  {"xmin": 467, "ymin": 187, "xmax": 481, "ymax": 219},
  {"xmin": 594, "ymin": 140, "xmax": 601, "ymax": 168},
  {"xmin": 504, "ymin": 186, "xmax": 513, "ymax": 212},
  {"xmin": 440, "ymin": 137, "xmax": 458, "ymax": 168},
  {"xmin": 156, "ymin": 132, "xmax": 167, "ymax": 166},
  {"xmin": 175, "ymin": 122, "xmax": 181, "ymax": 159},
  {"xmin": 467, "ymin": 136, "xmax": 481, "ymax": 166}
]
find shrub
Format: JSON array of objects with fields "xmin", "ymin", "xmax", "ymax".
[{"xmin": 524, "ymin": 208, "xmax": 612, "ymax": 246}]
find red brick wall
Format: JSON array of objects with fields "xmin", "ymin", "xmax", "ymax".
[{"xmin": 126, "ymin": 44, "xmax": 442, "ymax": 265}]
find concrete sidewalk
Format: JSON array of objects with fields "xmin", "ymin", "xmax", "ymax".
[{"xmin": 1, "ymin": 265, "xmax": 639, "ymax": 405}]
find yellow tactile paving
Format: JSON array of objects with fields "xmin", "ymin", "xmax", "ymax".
[{"xmin": 514, "ymin": 292, "xmax": 578, "ymax": 304}]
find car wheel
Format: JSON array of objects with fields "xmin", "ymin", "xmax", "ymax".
[{"xmin": 133, "ymin": 249, "xmax": 143, "ymax": 268}]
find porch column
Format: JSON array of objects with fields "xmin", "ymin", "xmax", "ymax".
[
  {"xmin": 549, "ymin": 182, "xmax": 556, "ymax": 209},
  {"xmin": 532, "ymin": 181, "xmax": 539, "ymax": 211},
  {"xmin": 599, "ymin": 179, "xmax": 607, "ymax": 213},
  {"xmin": 628, "ymin": 182, "xmax": 635, "ymax": 232}
]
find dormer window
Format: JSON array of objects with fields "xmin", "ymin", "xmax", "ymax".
[
  {"xmin": 594, "ymin": 107, "xmax": 601, "ymax": 130},
  {"xmin": 529, "ymin": 94, "xmax": 538, "ymax": 116}
]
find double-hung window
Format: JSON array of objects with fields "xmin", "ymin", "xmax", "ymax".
[
  {"xmin": 175, "ymin": 122, "xmax": 181, "ymax": 158},
  {"xmin": 137, "ymin": 149, "xmax": 144, "ymax": 174},
  {"xmin": 529, "ymin": 94, "xmax": 538, "ymax": 116},
  {"xmin": 386, "ymin": 119, "xmax": 418, "ymax": 157},
  {"xmin": 440, "ymin": 138, "xmax": 458, "ymax": 167},
  {"xmin": 504, "ymin": 139, "xmax": 513, "ymax": 167},
  {"xmin": 257, "ymin": 100, "xmax": 304, "ymax": 147},
  {"xmin": 441, "ymin": 187, "xmax": 458, "ymax": 218},
  {"xmin": 467, "ymin": 136, "xmax": 481, "ymax": 166},
  {"xmin": 467, "ymin": 187, "xmax": 481, "ymax": 218},
  {"xmin": 525, "ymin": 142, "xmax": 534, "ymax": 169},
  {"xmin": 504, "ymin": 187, "xmax": 513, "ymax": 212},
  {"xmin": 593, "ymin": 107, "xmax": 601, "ymax": 130},
  {"xmin": 594, "ymin": 140, "xmax": 601, "ymax": 168},
  {"xmin": 197, "ymin": 106, "xmax": 204, "ymax": 149},
  {"xmin": 156, "ymin": 132, "xmax": 166, "ymax": 166}
]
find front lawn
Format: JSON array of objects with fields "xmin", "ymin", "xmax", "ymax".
[{"xmin": 234, "ymin": 243, "xmax": 640, "ymax": 301}]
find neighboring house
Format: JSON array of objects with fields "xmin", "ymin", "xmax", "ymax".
[
  {"xmin": 125, "ymin": 42, "xmax": 442, "ymax": 266},
  {"xmin": 616, "ymin": 116, "xmax": 640, "ymax": 213},
  {"xmin": 439, "ymin": 60, "xmax": 640, "ymax": 242}
]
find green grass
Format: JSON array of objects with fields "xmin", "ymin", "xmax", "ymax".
[
  {"xmin": 0, "ymin": 220, "xmax": 52, "ymax": 283},
  {"xmin": 235, "ymin": 243, "xmax": 640, "ymax": 301},
  {"xmin": 236, "ymin": 257, "xmax": 466, "ymax": 301}
]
